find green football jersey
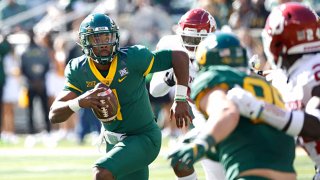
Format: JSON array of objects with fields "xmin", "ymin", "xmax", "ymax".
[
  {"xmin": 64, "ymin": 45, "xmax": 173, "ymax": 134},
  {"xmin": 191, "ymin": 66, "xmax": 296, "ymax": 180}
]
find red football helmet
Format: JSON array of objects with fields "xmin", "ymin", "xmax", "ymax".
[
  {"xmin": 262, "ymin": 2, "xmax": 320, "ymax": 69},
  {"xmin": 176, "ymin": 8, "xmax": 217, "ymax": 59}
]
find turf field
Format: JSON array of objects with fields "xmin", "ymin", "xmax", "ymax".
[{"xmin": 0, "ymin": 136, "xmax": 315, "ymax": 180}]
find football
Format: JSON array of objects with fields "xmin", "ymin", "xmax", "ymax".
[{"xmin": 92, "ymin": 83, "xmax": 118, "ymax": 123}]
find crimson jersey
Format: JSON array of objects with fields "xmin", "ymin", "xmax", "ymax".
[{"xmin": 270, "ymin": 53, "xmax": 320, "ymax": 165}]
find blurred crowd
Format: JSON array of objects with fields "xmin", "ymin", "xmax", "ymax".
[{"xmin": 0, "ymin": 0, "xmax": 319, "ymax": 147}]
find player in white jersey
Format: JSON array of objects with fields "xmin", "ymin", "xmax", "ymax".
[
  {"xmin": 149, "ymin": 8, "xmax": 226, "ymax": 180},
  {"xmin": 277, "ymin": 54, "xmax": 320, "ymax": 179},
  {"xmin": 226, "ymin": 3, "xmax": 320, "ymax": 179}
]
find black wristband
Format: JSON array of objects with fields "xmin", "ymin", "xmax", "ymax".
[{"xmin": 281, "ymin": 111, "xmax": 293, "ymax": 132}]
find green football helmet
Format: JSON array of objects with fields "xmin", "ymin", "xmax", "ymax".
[
  {"xmin": 79, "ymin": 13, "xmax": 119, "ymax": 64},
  {"xmin": 195, "ymin": 32, "xmax": 248, "ymax": 70}
]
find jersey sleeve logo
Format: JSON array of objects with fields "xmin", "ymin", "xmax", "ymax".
[
  {"xmin": 119, "ymin": 67, "xmax": 129, "ymax": 76},
  {"xmin": 118, "ymin": 67, "xmax": 129, "ymax": 83},
  {"xmin": 118, "ymin": 76, "xmax": 127, "ymax": 83}
]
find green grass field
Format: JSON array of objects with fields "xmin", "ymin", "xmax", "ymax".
[{"xmin": 0, "ymin": 136, "xmax": 315, "ymax": 180}]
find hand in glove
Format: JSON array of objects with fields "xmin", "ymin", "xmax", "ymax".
[
  {"xmin": 168, "ymin": 135, "xmax": 215, "ymax": 170},
  {"xmin": 226, "ymin": 85, "xmax": 264, "ymax": 121},
  {"xmin": 164, "ymin": 71, "xmax": 176, "ymax": 87}
]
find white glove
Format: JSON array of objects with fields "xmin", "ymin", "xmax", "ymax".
[
  {"xmin": 226, "ymin": 85, "xmax": 264, "ymax": 120},
  {"xmin": 249, "ymin": 54, "xmax": 262, "ymax": 70},
  {"xmin": 181, "ymin": 128, "xmax": 200, "ymax": 143}
]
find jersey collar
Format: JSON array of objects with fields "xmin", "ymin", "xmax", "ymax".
[{"xmin": 89, "ymin": 56, "xmax": 118, "ymax": 86}]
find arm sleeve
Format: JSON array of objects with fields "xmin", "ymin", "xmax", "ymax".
[
  {"xmin": 149, "ymin": 69, "xmax": 172, "ymax": 97},
  {"xmin": 150, "ymin": 49, "xmax": 173, "ymax": 73},
  {"xmin": 128, "ymin": 45, "xmax": 173, "ymax": 76},
  {"xmin": 63, "ymin": 59, "xmax": 83, "ymax": 95}
]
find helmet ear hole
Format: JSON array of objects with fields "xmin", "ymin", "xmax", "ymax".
[
  {"xmin": 275, "ymin": 42, "xmax": 282, "ymax": 48},
  {"xmin": 287, "ymin": 13, "xmax": 292, "ymax": 19}
]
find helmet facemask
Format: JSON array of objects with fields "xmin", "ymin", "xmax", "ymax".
[
  {"xmin": 79, "ymin": 13, "xmax": 120, "ymax": 65},
  {"xmin": 80, "ymin": 31, "xmax": 119, "ymax": 65},
  {"xmin": 261, "ymin": 29, "xmax": 282, "ymax": 70},
  {"xmin": 176, "ymin": 8, "xmax": 217, "ymax": 60},
  {"xmin": 179, "ymin": 28, "xmax": 209, "ymax": 60}
]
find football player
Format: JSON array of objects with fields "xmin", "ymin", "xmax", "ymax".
[
  {"xmin": 168, "ymin": 32, "xmax": 297, "ymax": 179},
  {"xmin": 49, "ymin": 13, "xmax": 192, "ymax": 180},
  {"xmin": 149, "ymin": 8, "xmax": 226, "ymax": 180},
  {"xmin": 227, "ymin": 2, "xmax": 320, "ymax": 179}
]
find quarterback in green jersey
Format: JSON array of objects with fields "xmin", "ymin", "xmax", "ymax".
[
  {"xmin": 49, "ymin": 13, "xmax": 192, "ymax": 180},
  {"xmin": 168, "ymin": 32, "xmax": 296, "ymax": 180}
]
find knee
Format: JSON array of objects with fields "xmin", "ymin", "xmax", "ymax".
[{"xmin": 93, "ymin": 167, "xmax": 114, "ymax": 180}]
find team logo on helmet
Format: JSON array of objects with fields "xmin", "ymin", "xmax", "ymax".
[{"xmin": 266, "ymin": 9, "xmax": 285, "ymax": 35}]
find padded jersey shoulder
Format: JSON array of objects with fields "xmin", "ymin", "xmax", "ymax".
[
  {"xmin": 190, "ymin": 66, "xmax": 247, "ymax": 100},
  {"xmin": 119, "ymin": 45, "xmax": 154, "ymax": 75}
]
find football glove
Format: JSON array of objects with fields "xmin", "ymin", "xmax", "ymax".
[
  {"xmin": 168, "ymin": 134, "xmax": 215, "ymax": 170},
  {"xmin": 164, "ymin": 71, "xmax": 176, "ymax": 87},
  {"xmin": 313, "ymin": 167, "xmax": 320, "ymax": 180},
  {"xmin": 181, "ymin": 128, "xmax": 200, "ymax": 144},
  {"xmin": 226, "ymin": 85, "xmax": 264, "ymax": 120}
]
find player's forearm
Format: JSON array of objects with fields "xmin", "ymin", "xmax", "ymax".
[
  {"xmin": 202, "ymin": 89, "xmax": 240, "ymax": 144},
  {"xmin": 259, "ymin": 104, "xmax": 304, "ymax": 136},
  {"xmin": 227, "ymin": 87, "xmax": 303, "ymax": 137},
  {"xmin": 260, "ymin": 97, "xmax": 320, "ymax": 139},
  {"xmin": 300, "ymin": 113, "xmax": 320, "ymax": 139},
  {"xmin": 171, "ymin": 51, "xmax": 189, "ymax": 86},
  {"xmin": 263, "ymin": 109, "xmax": 320, "ymax": 140},
  {"xmin": 206, "ymin": 103, "xmax": 240, "ymax": 143},
  {"xmin": 302, "ymin": 96, "xmax": 320, "ymax": 139},
  {"xmin": 49, "ymin": 101, "xmax": 76, "ymax": 124}
]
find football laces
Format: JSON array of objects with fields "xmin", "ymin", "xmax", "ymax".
[{"xmin": 101, "ymin": 106, "xmax": 109, "ymax": 117}]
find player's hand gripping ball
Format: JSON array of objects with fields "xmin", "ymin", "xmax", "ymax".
[{"xmin": 92, "ymin": 83, "xmax": 118, "ymax": 123}]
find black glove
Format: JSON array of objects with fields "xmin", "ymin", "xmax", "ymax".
[
  {"xmin": 164, "ymin": 71, "xmax": 176, "ymax": 87},
  {"xmin": 313, "ymin": 166, "xmax": 320, "ymax": 180}
]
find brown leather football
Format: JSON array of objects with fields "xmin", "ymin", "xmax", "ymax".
[{"xmin": 92, "ymin": 83, "xmax": 118, "ymax": 123}]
